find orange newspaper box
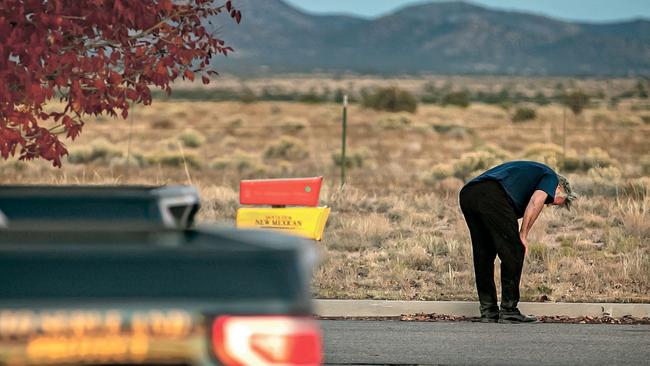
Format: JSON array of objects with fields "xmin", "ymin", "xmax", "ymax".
[
  {"xmin": 239, "ymin": 177, "xmax": 323, "ymax": 207},
  {"xmin": 237, "ymin": 177, "xmax": 329, "ymax": 241}
]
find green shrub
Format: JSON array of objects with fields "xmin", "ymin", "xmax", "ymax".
[
  {"xmin": 210, "ymin": 151, "xmax": 267, "ymax": 177},
  {"xmin": 573, "ymin": 166, "xmax": 622, "ymax": 197},
  {"xmin": 431, "ymin": 124, "xmax": 460, "ymax": 133},
  {"xmin": 280, "ymin": 118, "xmax": 308, "ymax": 133},
  {"xmin": 1, "ymin": 159, "xmax": 28, "ymax": 172},
  {"xmin": 624, "ymin": 177, "xmax": 650, "ymax": 197},
  {"xmin": 431, "ymin": 124, "xmax": 471, "ymax": 140},
  {"xmin": 240, "ymin": 88, "xmax": 257, "ymax": 104},
  {"xmin": 451, "ymin": 145, "xmax": 510, "ymax": 181},
  {"xmin": 618, "ymin": 117, "xmax": 643, "ymax": 127},
  {"xmin": 67, "ymin": 149, "xmax": 93, "ymax": 164},
  {"xmin": 150, "ymin": 118, "xmax": 175, "ymax": 129},
  {"xmin": 562, "ymin": 155, "xmax": 581, "ymax": 172},
  {"xmin": 435, "ymin": 176, "xmax": 465, "ymax": 194},
  {"xmin": 270, "ymin": 105, "xmax": 282, "ymax": 115},
  {"xmin": 641, "ymin": 155, "xmax": 650, "ymax": 175},
  {"xmin": 532, "ymin": 91, "xmax": 550, "ymax": 106},
  {"xmin": 420, "ymin": 84, "xmax": 442, "ymax": 104},
  {"xmin": 146, "ymin": 151, "xmax": 201, "ymax": 168},
  {"xmin": 564, "ymin": 91, "xmax": 590, "ymax": 115},
  {"xmin": 591, "ymin": 113, "xmax": 612, "ymax": 125},
  {"xmin": 378, "ymin": 114, "xmax": 411, "ymax": 129},
  {"xmin": 333, "ymin": 88, "xmax": 346, "ymax": 104},
  {"xmin": 635, "ymin": 80, "xmax": 648, "ymax": 98},
  {"xmin": 472, "ymin": 88, "xmax": 511, "ymax": 105},
  {"xmin": 524, "ymin": 143, "xmax": 563, "ymax": 159},
  {"xmin": 537, "ymin": 284, "xmax": 553, "ymax": 295},
  {"xmin": 332, "ymin": 149, "xmax": 367, "ymax": 169},
  {"xmin": 453, "ymin": 152, "xmax": 499, "ymax": 181},
  {"xmin": 179, "ymin": 129, "xmax": 206, "ymax": 148},
  {"xmin": 67, "ymin": 138, "xmax": 123, "ymax": 164},
  {"xmin": 589, "ymin": 166, "xmax": 622, "ymax": 196},
  {"xmin": 640, "ymin": 115, "xmax": 650, "ymax": 124},
  {"xmin": 109, "ymin": 154, "xmax": 146, "ymax": 168},
  {"xmin": 298, "ymin": 88, "xmax": 327, "ymax": 104},
  {"xmin": 264, "ymin": 137, "xmax": 309, "ymax": 161},
  {"xmin": 441, "ymin": 91, "xmax": 470, "ymax": 108},
  {"xmin": 152, "ymin": 88, "xmax": 240, "ymax": 101},
  {"xmin": 478, "ymin": 144, "xmax": 511, "ymax": 161},
  {"xmin": 226, "ymin": 115, "xmax": 245, "ymax": 131},
  {"xmin": 425, "ymin": 163, "xmax": 454, "ymax": 183},
  {"xmin": 561, "ymin": 148, "xmax": 615, "ymax": 172},
  {"xmin": 362, "ymin": 87, "xmax": 418, "ymax": 113},
  {"xmin": 582, "ymin": 148, "xmax": 614, "ymax": 170},
  {"xmin": 524, "ymin": 143, "xmax": 564, "ymax": 169},
  {"xmin": 560, "ymin": 246, "xmax": 577, "ymax": 257},
  {"xmin": 512, "ymin": 107, "xmax": 536, "ymax": 123},
  {"xmin": 527, "ymin": 243, "xmax": 547, "ymax": 262}
]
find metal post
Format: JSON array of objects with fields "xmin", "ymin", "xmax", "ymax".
[{"xmin": 340, "ymin": 94, "xmax": 348, "ymax": 189}]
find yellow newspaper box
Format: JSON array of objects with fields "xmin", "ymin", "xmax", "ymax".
[{"xmin": 236, "ymin": 207, "xmax": 330, "ymax": 241}]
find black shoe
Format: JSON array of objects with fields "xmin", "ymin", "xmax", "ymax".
[
  {"xmin": 479, "ymin": 314, "xmax": 499, "ymax": 323},
  {"xmin": 498, "ymin": 308, "xmax": 537, "ymax": 323}
]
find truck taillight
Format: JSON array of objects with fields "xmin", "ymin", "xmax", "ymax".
[{"xmin": 212, "ymin": 316, "xmax": 322, "ymax": 366}]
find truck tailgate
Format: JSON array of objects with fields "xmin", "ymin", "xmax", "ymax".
[{"xmin": 0, "ymin": 227, "xmax": 319, "ymax": 365}]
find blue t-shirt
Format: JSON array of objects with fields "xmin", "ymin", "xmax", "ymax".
[{"xmin": 467, "ymin": 161, "xmax": 558, "ymax": 218}]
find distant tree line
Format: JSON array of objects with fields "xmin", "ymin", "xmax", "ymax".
[{"xmin": 152, "ymin": 78, "xmax": 649, "ymax": 113}]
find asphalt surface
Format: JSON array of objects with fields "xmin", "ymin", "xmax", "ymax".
[{"xmin": 321, "ymin": 320, "xmax": 650, "ymax": 366}]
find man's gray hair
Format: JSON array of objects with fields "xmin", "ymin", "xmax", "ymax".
[{"xmin": 557, "ymin": 174, "xmax": 576, "ymax": 211}]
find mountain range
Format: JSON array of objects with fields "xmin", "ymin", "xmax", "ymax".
[{"xmin": 209, "ymin": 0, "xmax": 650, "ymax": 76}]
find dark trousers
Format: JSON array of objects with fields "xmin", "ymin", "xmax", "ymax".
[{"xmin": 459, "ymin": 180, "xmax": 525, "ymax": 316}]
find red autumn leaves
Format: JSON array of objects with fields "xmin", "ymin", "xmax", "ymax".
[{"xmin": 0, "ymin": 0, "xmax": 240, "ymax": 167}]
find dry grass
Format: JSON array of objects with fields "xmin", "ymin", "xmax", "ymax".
[{"xmin": 1, "ymin": 76, "xmax": 649, "ymax": 303}]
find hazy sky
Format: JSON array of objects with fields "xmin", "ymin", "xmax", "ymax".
[{"xmin": 283, "ymin": 0, "xmax": 650, "ymax": 22}]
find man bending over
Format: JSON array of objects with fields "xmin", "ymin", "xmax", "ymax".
[{"xmin": 459, "ymin": 161, "xmax": 575, "ymax": 323}]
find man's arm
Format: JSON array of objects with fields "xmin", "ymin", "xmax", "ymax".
[{"xmin": 519, "ymin": 190, "xmax": 548, "ymax": 255}]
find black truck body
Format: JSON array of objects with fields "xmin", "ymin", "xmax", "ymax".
[
  {"xmin": 0, "ymin": 185, "xmax": 200, "ymax": 230},
  {"xmin": 0, "ymin": 186, "xmax": 321, "ymax": 366}
]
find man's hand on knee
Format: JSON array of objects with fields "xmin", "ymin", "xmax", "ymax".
[{"xmin": 519, "ymin": 234, "xmax": 529, "ymax": 256}]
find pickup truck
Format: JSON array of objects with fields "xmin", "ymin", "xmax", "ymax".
[
  {"xmin": 0, "ymin": 185, "xmax": 201, "ymax": 230},
  {"xmin": 0, "ymin": 186, "xmax": 322, "ymax": 366}
]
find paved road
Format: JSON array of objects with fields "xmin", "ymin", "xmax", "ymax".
[{"xmin": 322, "ymin": 320, "xmax": 650, "ymax": 366}]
